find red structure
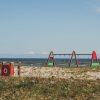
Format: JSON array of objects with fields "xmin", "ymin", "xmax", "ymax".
[
  {"xmin": 92, "ymin": 51, "xmax": 97, "ymax": 61},
  {"xmin": 1, "ymin": 63, "xmax": 14, "ymax": 76},
  {"xmin": 0, "ymin": 63, "xmax": 3, "ymax": 75},
  {"xmin": 91, "ymin": 51, "xmax": 99, "ymax": 66}
]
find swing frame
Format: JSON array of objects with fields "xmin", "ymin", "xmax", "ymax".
[{"xmin": 47, "ymin": 51, "xmax": 99, "ymax": 67}]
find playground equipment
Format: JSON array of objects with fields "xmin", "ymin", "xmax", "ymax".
[
  {"xmin": 47, "ymin": 51, "xmax": 100, "ymax": 67},
  {"xmin": 47, "ymin": 51, "xmax": 55, "ymax": 66},
  {"xmin": 91, "ymin": 51, "xmax": 100, "ymax": 67},
  {"xmin": 69, "ymin": 51, "xmax": 78, "ymax": 67}
]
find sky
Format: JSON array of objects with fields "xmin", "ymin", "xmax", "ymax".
[{"xmin": 0, "ymin": 0, "xmax": 100, "ymax": 56}]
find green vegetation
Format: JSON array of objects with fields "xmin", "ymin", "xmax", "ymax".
[{"xmin": 0, "ymin": 77, "xmax": 100, "ymax": 100}]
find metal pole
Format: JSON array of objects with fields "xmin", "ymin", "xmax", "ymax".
[{"xmin": 18, "ymin": 65, "xmax": 21, "ymax": 77}]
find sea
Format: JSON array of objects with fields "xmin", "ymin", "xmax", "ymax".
[{"xmin": 0, "ymin": 58, "xmax": 96, "ymax": 67}]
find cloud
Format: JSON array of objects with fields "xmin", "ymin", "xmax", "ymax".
[
  {"xmin": 96, "ymin": 7, "xmax": 100, "ymax": 13},
  {"xmin": 24, "ymin": 51, "xmax": 49, "ymax": 55},
  {"xmin": 41, "ymin": 52, "xmax": 49, "ymax": 55},
  {"xmin": 25, "ymin": 51, "xmax": 35, "ymax": 55}
]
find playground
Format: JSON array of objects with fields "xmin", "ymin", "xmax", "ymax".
[
  {"xmin": 0, "ymin": 50, "xmax": 100, "ymax": 77},
  {"xmin": 47, "ymin": 51, "xmax": 100, "ymax": 67},
  {"xmin": 0, "ymin": 51, "xmax": 100, "ymax": 99}
]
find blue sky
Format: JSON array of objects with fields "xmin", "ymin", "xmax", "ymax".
[{"xmin": 0, "ymin": 0, "xmax": 100, "ymax": 56}]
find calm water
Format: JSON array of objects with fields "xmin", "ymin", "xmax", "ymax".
[{"xmin": 0, "ymin": 58, "xmax": 96, "ymax": 67}]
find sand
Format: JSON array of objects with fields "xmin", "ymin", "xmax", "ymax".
[{"xmin": 14, "ymin": 66, "xmax": 100, "ymax": 80}]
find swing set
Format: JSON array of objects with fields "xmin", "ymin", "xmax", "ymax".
[{"xmin": 47, "ymin": 51, "xmax": 100, "ymax": 67}]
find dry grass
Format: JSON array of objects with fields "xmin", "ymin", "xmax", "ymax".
[{"xmin": 0, "ymin": 77, "xmax": 100, "ymax": 100}]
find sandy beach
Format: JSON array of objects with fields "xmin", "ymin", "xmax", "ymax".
[{"xmin": 14, "ymin": 66, "xmax": 100, "ymax": 80}]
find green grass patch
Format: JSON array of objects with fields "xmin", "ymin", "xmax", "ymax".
[{"xmin": 0, "ymin": 77, "xmax": 100, "ymax": 100}]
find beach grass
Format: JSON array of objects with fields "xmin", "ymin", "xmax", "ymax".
[{"xmin": 0, "ymin": 77, "xmax": 100, "ymax": 100}]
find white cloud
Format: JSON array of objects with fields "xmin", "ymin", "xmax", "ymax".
[
  {"xmin": 96, "ymin": 7, "xmax": 100, "ymax": 13},
  {"xmin": 41, "ymin": 52, "xmax": 49, "ymax": 55},
  {"xmin": 24, "ymin": 51, "xmax": 49, "ymax": 55},
  {"xmin": 25, "ymin": 51, "xmax": 35, "ymax": 55}
]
